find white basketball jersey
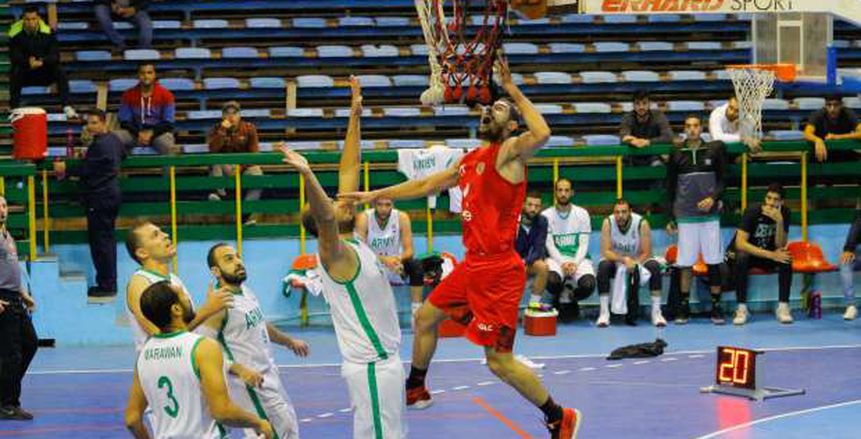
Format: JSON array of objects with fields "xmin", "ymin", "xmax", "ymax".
[
  {"xmin": 542, "ymin": 205, "xmax": 592, "ymax": 258},
  {"xmin": 609, "ymin": 213, "xmax": 643, "ymax": 258},
  {"xmin": 364, "ymin": 208, "xmax": 401, "ymax": 257},
  {"xmin": 216, "ymin": 285, "xmax": 277, "ymax": 374},
  {"xmin": 127, "ymin": 269, "xmax": 194, "ymax": 352},
  {"xmin": 137, "ymin": 331, "xmax": 225, "ymax": 439},
  {"xmin": 318, "ymin": 239, "xmax": 401, "ymax": 364}
]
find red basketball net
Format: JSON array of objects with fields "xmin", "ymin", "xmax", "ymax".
[{"xmin": 415, "ymin": 0, "xmax": 508, "ymax": 106}]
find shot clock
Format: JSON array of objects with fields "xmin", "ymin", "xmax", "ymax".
[{"xmin": 701, "ymin": 346, "xmax": 804, "ymax": 401}]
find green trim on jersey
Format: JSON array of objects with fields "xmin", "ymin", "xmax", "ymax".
[
  {"xmin": 245, "ymin": 386, "xmax": 280, "ymax": 439},
  {"xmin": 368, "ymin": 362, "xmax": 383, "ymax": 439},
  {"xmin": 216, "ymin": 314, "xmax": 235, "ymax": 361},
  {"xmin": 676, "ymin": 215, "xmax": 720, "ymax": 224},
  {"xmin": 152, "ymin": 330, "xmax": 185, "ymax": 339},
  {"xmin": 191, "ymin": 337, "xmax": 204, "ymax": 379},
  {"xmin": 329, "ymin": 241, "xmax": 362, "ymax": 285},
  {"xmin": 345, "ymin": 281, "xmax": 388, "ymax": 361},
  {"xmin": 141, "ymin": 269, "xmax": 171, "ymax": 281},
  {"xmin": 217, "ymin": 423, "xmax": 228, "ymax": 438}
]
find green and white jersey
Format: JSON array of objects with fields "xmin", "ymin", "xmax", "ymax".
[
  {"xmin": 216, "ymin": 284, "xmax": 277, "ymax": 374},
  {"xmin": 318, "ymin": 239, "xmax": 401, "ymax": 364},
  {"xmin": 542, "ymin": 204, "xmax": 592, "ymax": 261},
  {"xmin": 609, "ymin": 213, "xmax": 643, "ymax": 258},
  {"xmin": 364, "ymin": 208, "xmax": 401, "ymax": 257},
  {"xmin": 127, "ymin": 269, "xmax": 193, "ymax": 352},
  {"xmin": 137, "ymin": 331, "xmax": 225, "ymax": 439}
]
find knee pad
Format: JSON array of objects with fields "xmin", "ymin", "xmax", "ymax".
[
  {"xmin": 707, "ymin": 264, "xmax": 722, "ymax": 287},
  {"xmin": 573, "ymin": 275, "xmax": 596, "ymax": 301},
  {"xmin": 546, "ymin": 272, "xmax": 563, "ymax": 296}
]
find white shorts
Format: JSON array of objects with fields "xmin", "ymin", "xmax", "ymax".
[
  {"xmin": 546, "ymin": 258, "xmax": 595, "ymax": 282},
  {"xmin": 677, "ymin": 219, "xmax": 723, "ymax": 267},
  {"xmin": 229, "ymin": 367, "xmax": 299, "ymax": 439},
  {"xmin": 342, "ymin": 354, "xmax": 406, "ymax": 439}
]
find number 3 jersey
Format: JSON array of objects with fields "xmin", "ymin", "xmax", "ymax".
[{"xmin": 137, "ymin": 331, "xmax": 225, "ymax": 439}]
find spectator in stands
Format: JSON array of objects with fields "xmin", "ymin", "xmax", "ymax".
[
  {"xmin": 8, "ymin": 5, "xmax": 77, "ymax": 118},
  {"xmin": 207, "ymin": 101, "xmax": 264, "ymax": 224},
  {"xmin": 803, "ymin": 94, "xmax": 861, "ymax": 162},
  {"xmin": 116, "ymin": 63, "xmax": 178, "ymax": 155},
  {"xmin": 619, "ymin": 90, "xmax": 673, "ymax": 166},
  {"xmin": 53, "ymin": 110, "xmax": 127, "ymax": 302},
  {"xmin": 666, "ymin": 115, "xmax": 728, "ymax": 325},
  {"xmin": 840, "ymin": 210, "xmax": 861, "ymax": 321},
  {"xmin": 725, "ymin": 183, "xmax": 793, "ymax": 325},
  {"xmin": 0, "ymin": 196, "xmax": 38, "ymax": 422},
  {"xmin": 94, "ymin": 0, "xmax": 152, "ymax": 51},
  {"xmin": 516, "ymin": 190, "xmax": 551, "ymax": 312},
  {"xmin": 597, "ymin": 199, "xmax": 666, "ymax": 327},
  {"xmin": 709, "ymin": 95, "xmax": 761, "ymax": 152}
]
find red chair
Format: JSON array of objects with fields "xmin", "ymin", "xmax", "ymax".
[
  {"xmin": 787, "ymin": 241, "xmax": 837, "ymax": 273},
  {"xmin": 292, "ymin": 253, "xmax": 318, "ymax": 271},
  {"xmin": 665, "ymin": 244, "xmax": 708, "ymax": 276}
]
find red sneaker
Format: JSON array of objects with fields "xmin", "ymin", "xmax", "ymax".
[
  {"xmin": 547, "ymin": 408, "xmax": 581, "ymax": 439},
  {"xmin": 405, "ymin": 386, "xmax": 433, "ymax": 410}
]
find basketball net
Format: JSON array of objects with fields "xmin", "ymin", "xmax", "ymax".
[
  {"xmin": 415, "ymin": 0, "xmax": 508, "ymax": 106},
  {"xmin": 727, "ymin": 67, "xmax": 775, "ymax": 141}
]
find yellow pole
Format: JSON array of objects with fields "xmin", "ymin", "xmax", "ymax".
[
  {"xmin": 363, "ymin": 161, "xmax": 370, "ymax": 211},
  {"xmin": 0, "ymin": 177, "xmax": 5, "ymax": 196},
  {"xmin": 169, "ymin": 166, "xmax": 178, "ymax": 274},
  {"xmin": 741, "ymin": 153, "xmax": 748, "ymax": 211},
  {"xmin": 615, "ymin": 156, "xmax": 623, "ymax": 199},
  {"xmin": 801, "ymin": 151, "xmax": 808, "ymax": 242},
  {"xmin": 427, "ymin": 206, "xmax": 433, "ymax": 253},
  {"xmin": 299, "ymin": 173, "xmax": 306, "ymax": 255},
  {"xmin": 553, "ymin": 158, "xmax": 559, "ymax": 183},
  {"xmin": 41, "ymin": 170, "xmax": 50, "ymax": 254},
  {"xmin": 27, "ymin": 176, "xmax": 36, "ymax": 261},
  {"xmin": 235, "ymin": 165, "xmax": 243, "ymax": 257}
]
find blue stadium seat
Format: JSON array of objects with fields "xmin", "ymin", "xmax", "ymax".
[
  {"xmin": 511, "ymin": 73, "xmax": 526, "ymax": 85},
  {"xmin": 794, "ymin": 98, "xmax": 825, "ymax": 110},
  {"xmin": 700, "ymin": 133, "xmax": 713, "ymax": 142},
  {"xmin": 845, "ymin": 97, "xmax": 861, "ymax": 109},
  {"xmin": 186, "ymin": 110, "xmax": 221, "ymax": 120},
  {"xmin": 241, "ymin": 109, "xmax": 271, "ymax": 118},
  {"xmin": 637, "ymin": 41, "xmax": 674, "ymax": 51},
  {"xmin": 768, "ymin": 130, "xmax": 805, "ymax": 141},
  {"xmin": 561, "ymin": 14, "xmax": 594, "ymax": 24},
  {"xmin": 736, "ymin": 13, "xmax": 754, "ymax": 21},
  {"xmin": 622, "ymin": 70, "xmax": 660, "ymax": 82},
  {"xmin": 113, "ymin": 22, "xmax": 133, "ymax": 30},
  {"xmin": 153, "ymin": 20, "xmax": 181, "ymax": 29},
  {"xmin": 193, "ymin": 19, "xmax": 228, "ymax": 29},
  {"xmin": 686, "ymin": 41, "xmax": 723, "ymax": 50},
  {"xmin": 574, "ymin": 103, "xmax": 612, "ymax": 113},
  {"xmin": 222, "ymin": 47, "xmax": 259, "ymax": 58},
  {"xmin": 580, "ymin": 71, "xmax": 618, "ymax": 84},
  {"xmin": 296, "ymin": 75, "xmax": 334, "ymax": 88},
  {"xmin": 548, "ymin": 43, "xmax": 586, "ymax": 54},
  {"xmin": 356, "ymin": 75, "xmax": 392, "ymax": 87},
  {"xmin": 339, "ymin": 16, "xmax": 374, "ymax": 26},
  {"xmin": 669, "ymin": 70, "xmax": 707, "ymax": 81},
  {"xmin": 503, "ymin": 43, "xmax": 539, "ymax": 55},
  {"xmin": 383, "ymin": 107, "xmax": 421, "ymax": 117},
  {"xmin": 21, "ymin": 86, "xmax": 49, "ymax": 95},
  {"xmin": 603, "ymin": 15, "xmax": 637, "ymax": 24},
  {"xmin": 832, "ymin": 40, "xmax": 851, "ymax": 49},
  {"xmin": 287, "ymin": 108, "xmax": 324, "ymax": 117},
  {"xmin": 258, "ymin": 142, "xmax": 275, "ymax": 152},
  {"xmin": 389, "ymin": 140, "xmax": 426, "ymax": 149},
  {"xmin": 286, "ymin": 141, "xmax": 324, "ymax": 150},
  {"xmin": 534, "ymin": 104, "xmax": 563, "ymax": 114},
  {"xmin": 469, "ymin": 15, "xmax": 488, "ymax": 26},
  {"xmin": 732, "ymin": 41, "xmax": 753, "ymax": 49},
  {"xmin": 392, "ymin": 75, "xmax": 428, "ymax": 87},
  {"xmin": 69, "ymin": 80, "xmax": 97, "ymax": 93},
  {"xmin": 713, "ymin": 70, "xmax": 732, "ymax": 80},
  {"xmin": 375, "ymin": 17, "xmax": 410, "ymax": 27},
  {"xmin": 160, "ymin": 78, "xmax": 196, "ymax": 91},
  {"xmin": 131, "ymin": 147, "xmax": 158, "ymax": 155},
  {"xmin": 250, "ymin": 77, "xmax": 286, "ymax": 89},
  {"xmin": 534, "ymin": 71, "xmax": 571, "ymax": 84},
  {"xmin": 124, "ymin": 49, "xmax": 160, "ymax": 60},
  {"xmin": 361, "ymin": 45, "xmax": 398, "ymax": 57},
  {"xmin": 708, "ymin": 100, "xmax": 727, "ymax": 109},
  {"xmin": 593, "ymin": 42, "xmax": 630, "ymax": 52},
  {"xmin": 446, "ymin": 138, "xmax": 483, "ymax": 149},
  {"xmin": 336, "ymin": 140, "xmax": 376, "ymax": 150},
  {"xmin": 434, "ymin": 106, "xmax": 470, "ymax": 117},
  {"xmin": 518, "ymin": 17, "xmax": 551, "ymax": 25},
  {"xmin": 269, "ymin": 47, "xmax": 304, "ymax": 57},
  {"xmin": 582, "ymin": 134, "xmax": 621, "ymax": 146},
  {"xmin": 46, "ymin": 113, "xmax": 68, "ymax": 122},
  {"xmin": 76, "ymin": 50, "xmax": 111, "ymax": 62},
  {"xmin": 182, "ymin": 144, "xmax": 209, "ymax": 154},
  {"xmin": 410, "ymin": 44, "xmax": 429, "ymax": 56},
  {"xmin": 667, "ymin": 101, "xmax": 705, "ymax": 112},
  {"xmin": 109, "ymin": 78, "xmax": 138, "ymax": 91},
  {"xmin": 692, "ymin": 14, "xmax": 727, "ymax": 22},
  {"xmin": 648, "ymin": 14, "xmax": 680, "ymax": 23},
  {"xmin": 293, "ymin": 18, "xmax": 326, "ymax": 28},
  {"xmin": 762, "ymin": 99, "xmax": 790, "ymax": 110},
  {"xmin": 203, "ymin": 77, "xmax": 240, "ymax": 90},
  {"xmin": 246, "ymin": 18, "xmax": 281, "ymax": 28},
  {"xmin": 58, "ymin": 21, "xmax": 88, "ymax": 30},
  {"xmin": 621, "ymin": 102, "xmax": 657, "ymax": 113},
  {"xmin": 175, "ymin": 47, "xmax": 212, "ymax": 59},
  {"xmin": 545, "ymin": 136, "xmax": 574, "ymax": 147},
  {"xmin": 317, "ymin": 45, "xmax": 353, "ymax": 57},
  {"xmin": 334, "ymin": 108, "xmax": 372, "ymax": 118}
]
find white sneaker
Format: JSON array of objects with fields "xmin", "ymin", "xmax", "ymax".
[
  {"xmin": 63, "ymin": 106, "xmax": 78, "ymax": 119},
  {"xmin": 208, "ymin": 192, "xmax": 222, "ymax": 201},
  {"xmin": 651, "ymin": 309, "xmax": 667, "ymax": 327},
  {"xmin": 596, "ymin": 313, "xmax": 610, "ymax": 328},
  {"xmin": 515, "ymin": 354, "xmax": 545, "ymax": 369},
  {"xmin": 733, "ymin": 304, "xmax": 749, "ymax": 326},
  {"xmin": 775, "ymin": 302, "xmax": 793, "ymax": 324},
  {"xmin": 844, "ymin": 305, "xmax": 857, "ymax": 321}
]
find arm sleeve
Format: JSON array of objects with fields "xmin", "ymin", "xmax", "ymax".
[
  {"xmin": 844, "ymin": 211, "xmax": 861, "ymax": 252},
  {"xmin": 207, "ymin": 126, "xmax": 228, "ymax": 153},
  {"xmin": 67, "ymin": 143, "xmax": 109, "ymax": 179},
  {"xmin": 118, "ymin": 96, "xmax": 140, "ymax": 135},
  {"xmin": 709, "ymin": 107, "xmax": 741, "ymax": 143},
  {"xmin": 665, "ymin": 151, "xmax": 679, "ymax": 222},
  {"xmin": 574, "ymin": 232, "xmax": 589, "ymax": 265},
  {"xmin": 649, "ymin": 112, "xmax": 674, "ymax": 144},
  {"xmin": 151, "ymin": 97, "xmax": 175, "ymax": 137},
  {"xmin": 739, "ymin": 207, "xmax": 757, "ymax": 235},
  {"xmin": 846, "ymin": 109, "xmax": 860, "ymax": 127},
  {"xmin": 618, "ymin": 113, "xmax": 633, "ymax": 138},
  {"xmin": 42, "ymin": 33, "xmax": 60, "ymax": 67},
  {"xmin": 9, "ymin": 35, "xmax": 27, "ymax": 66},
  {"xmin": 543, "ymin": 212, "xmax": 566, "ymax": 264},
  {"xmin": 526, "ymin": 217, "xmax": 548, "ymax": 264},
  {"xmin": 782, "ymin": 206, "xmax": 791, "ymax": 232},
  {"xmin": 710, "ymin": 142, "xmax": 727, "ymax": 202},
  {"xmin": 247, "ymin": 124, "xmax": 259, "ymax": 153}
]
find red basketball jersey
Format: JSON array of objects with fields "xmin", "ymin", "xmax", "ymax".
[{"xmin": 457, "ymin": 142, "xmax": 527, "ymax": 255}]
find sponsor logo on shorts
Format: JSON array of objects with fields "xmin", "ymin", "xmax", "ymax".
[
  {"xmin": 476, "ymin": 162, "xmax": 486, "ymax": 175},
  {"xmin": 477, "ymin": 323, "xmax": 495, "ymax": 332}
]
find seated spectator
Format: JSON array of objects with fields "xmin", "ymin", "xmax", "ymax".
[
  {"xmin": 725, "ymin": 183, "xmax": 792, "ymax": 325},
  {"xmin": 619, "ymin": 90, "xmax": 673, "ymax": 166},
  {"xmin": 597, "ymin": 199, "xmax": 666, "ymax": 327},
  {"xmin": 207, "ymin": 101, "xmax": 263, "ymax": 225},
  {"xmin": 840, "ymin": 210, "xmax": 861, "ymax": 321},
  {"xmin": 116, "ymin": 63, "xmax": 178, "ymax": 155},
  {"xmin": 94, "ymin": 0, "xmax": 152, "ymax": 51},
  {"xmin": 803, "ymin": 94, "xmax": 861, "ymax": 162},
  {"xmin": 516, "ymin": 190, "xmax": 551, "ymax": 312},
  {"xmin": 708, "ymin": 95, "xmax": 761, "ymax": 152},
  {"xmin": 8, "ymin": 5, "xmax": 76, "ymax": 118}
]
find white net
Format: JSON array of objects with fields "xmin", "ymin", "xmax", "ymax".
[
  {"xmin": 415, "ymin": 0, "xmax": 448, "ymax": 106},
  {"xmin": 727, "ymin": 67, "xmax": 776, "ymax": 141}
]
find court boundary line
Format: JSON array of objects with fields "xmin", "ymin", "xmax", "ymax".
[
  {"xmin": 693, "ymin": 398, "xmax": 861, "ymax": 439},
  {"xmin": 471, "ymin": 396, "xmax": 537, "ymax": 439},
  {"xmin": 26, "ymin": 343, "xmax": 861, "ymax": 375}
]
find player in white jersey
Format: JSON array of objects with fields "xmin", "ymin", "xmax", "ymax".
[
  {"xmin": 282, "ymin": 144, "xmax": 405, "ymax": 439},
  {"xmin": 541, "ymin": 178, "xmax": 596, "ymax": 322},
  {"xmin": 355, "ymin": 198, "xmax": 425, "ymax": 318},
  {"xmin": 126, "ymin": 281, "xmax": 273, "ymax": 439},
  {"xmin": 201, "ymin": 243, "xmax": 309, "ymax": 439},
  {"xmin": 596, "ymin": 199, "xmax": 666, "ymax": 328}
]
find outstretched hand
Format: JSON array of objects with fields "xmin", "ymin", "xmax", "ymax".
[
  {"xmin": 280, "ymin": 146, "xmax": 312, "ymax": 174},
  {"xmin": 349, "ymin": 75, "xmax": 363, "ymax": 114},
  {"xmin": 496, "ymin": 57, "xmax": 515, "ymax": 90},
  {"xmin": 337, "ymin": 191, "xmax": 377, "ymax": 205}
]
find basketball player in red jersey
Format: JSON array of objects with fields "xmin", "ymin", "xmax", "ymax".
[{"xmin": 340, "ymin": 62, "xmax": 581, "ymax": 438}]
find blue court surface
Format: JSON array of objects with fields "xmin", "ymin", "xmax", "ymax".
[{"xmin": 2, "ymin": 313, "xmax": 860, "ymax": 438}]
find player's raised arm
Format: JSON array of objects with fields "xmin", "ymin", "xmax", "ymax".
[
  {"xmin": 497, "ymin": 60, "xmax": 551, "ymax": 163},
  {"xmin": 339, "ymin": 159, "xmax": 461, "ymax": 205},
  {"xmin": 338, "ymin": 76, "xmax": 363, "ymax": 194}
]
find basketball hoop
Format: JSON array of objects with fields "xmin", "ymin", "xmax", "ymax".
[
  {"xmin": 726, "ymin": 64, "xmax": 795, "ymax": 140},
  {"xmin": 415, "ymin": 0, "xmax": 509, "ymax": 106}
]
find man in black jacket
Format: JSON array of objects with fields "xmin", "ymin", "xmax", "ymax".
[
  {"xmin": 53, "ymin": 110, "xmax": 126, "ymax": 302},
  {"xmin": 516, "ymin": 190, "xmax": 552, "ymax": 311},
  {"xmin": 8, "ymin": 6, "xmax": 76, "ymax": 118},
  {"xmin": 840, "ymin": 210, "xmax": 861, "ymax": 321},
  {"xmin": 94, "ymin": 0, "xmax": 152, "ymax": 50}
]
